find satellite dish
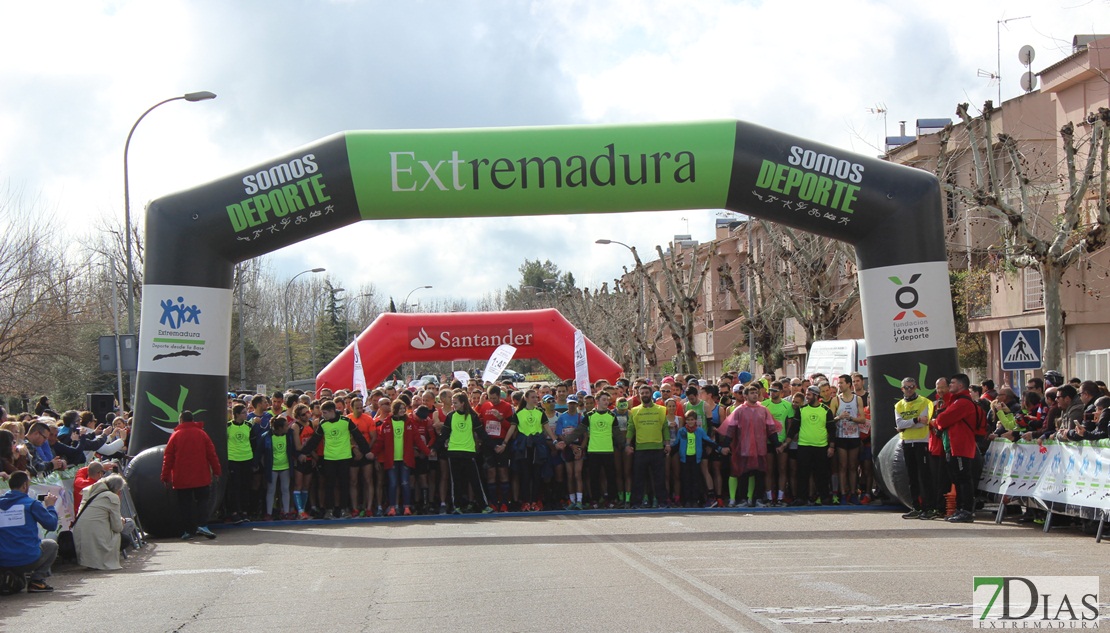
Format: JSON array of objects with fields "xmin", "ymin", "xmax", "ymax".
[
  {"xmin": 1020, "ymin": 71, "xmax": 1038, "ymax": 92},
  {"xmin": 1018, "ymin": 45, "xmax": 1036, "ymax": 65}
]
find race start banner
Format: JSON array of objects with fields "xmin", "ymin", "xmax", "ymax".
[{"xmin": 978, "ymin": 439, "xmax": 1110, "ymax": 511}]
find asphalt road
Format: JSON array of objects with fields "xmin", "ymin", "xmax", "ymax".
[{"xmin": 2, "ymin": 506, "xmax": 1107, "ymax": 632}]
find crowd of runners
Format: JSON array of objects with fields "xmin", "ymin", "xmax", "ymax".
[{"xmin": 218, "ymin": 371, "xmax": 888, "ymax": 520}]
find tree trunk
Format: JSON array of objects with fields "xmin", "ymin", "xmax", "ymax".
[{"xmin": 1041, "ymin": 262, "xmax": 1064, "ymax": 372}]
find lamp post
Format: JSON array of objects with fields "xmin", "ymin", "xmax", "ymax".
[
  {"xmin": 123, "ymin": 91, "xmax": 217, "ymax": 343},
  {"xmin": 403, "ymin": 285, "xmax": 432, "ymax": 380},
  {"xmin": 596, "ymin": 239, "xmax": 646, "ymax": 377},
  {"xmin": 284, "ymin": 267, "xmax": 326, "ymax": 384}
]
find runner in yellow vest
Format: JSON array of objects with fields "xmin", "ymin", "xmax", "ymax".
[
  {"xmin": 300, "ymin": 400, "xmax": 372, "ymax": 519},
  {"xmin": 225, "ymin": 403, "xmax": 263, "ymax": 524},
  {"xmin": 583, "ymin": 392, "xmax": 620, "ymax": 507}
]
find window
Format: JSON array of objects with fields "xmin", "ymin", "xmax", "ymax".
[{"xmin": 1023, "ymin": 268, "xmax": 1043, "ymax": 311}]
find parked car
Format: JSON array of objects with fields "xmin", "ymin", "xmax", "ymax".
[
  {"xmin": 418, "ymin": 374, "xmax": 440, "ymax": 386},
  {"xmin": 499, "ymin": 369, "xmax": 525, "ymax": 382}
]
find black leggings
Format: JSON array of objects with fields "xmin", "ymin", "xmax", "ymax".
[
  {"xmin": 320, "ymin": 458, "xmax": 351, "ymax": 511},
  {"xmin": 448, "ymin": 452, "xmax": 488, "ymax": 508},
  {"xmin": 176, "ymin": 486, "xmax": 211, "ymax": 534},
  {"xmin": 514, "ymin": 447, "xmax": 545, "ymax": 503},
  {"xmin": 946, "ymin": 454, "xmax": 974, "ymax": 513},
  {"xmin": 587, "ymin": 453, "xmax": 617, "ymax": 501},
  {"xmin": 226, "ymin": 460, "xmax": 252, "ymax": 515}
]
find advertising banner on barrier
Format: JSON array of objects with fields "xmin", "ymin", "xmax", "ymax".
[{"xmin": 979, "ymin": 439, "xmax": 1110, "ymax": 511}]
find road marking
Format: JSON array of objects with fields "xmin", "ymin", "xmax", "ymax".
[
  {"xmin": 142, "ymin": 567, "xmax": 262, "ymax": 577},
  {"xmin": 571, "ymin": 521, "xmax": 789, "ymax": 632},
  {"xmin": 752, "ymin": 602, "xmax": 969, "ymax": 614}
]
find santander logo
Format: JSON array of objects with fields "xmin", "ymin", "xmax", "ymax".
[{"xmin": 410, "ymin": 328, "xmax": 436, "ymax": 349}]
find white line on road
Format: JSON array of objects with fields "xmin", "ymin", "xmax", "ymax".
[
  {"xmin": 571, "ymin": 521, "xmax": 790, "ymax": 632},
  {"xmin": 141, "ymin": 567, "xmax": 262, "ymax": 577}
]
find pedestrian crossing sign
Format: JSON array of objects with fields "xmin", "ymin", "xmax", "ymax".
[{"xmin": 1000, "ymin": 329, "xmax": 1042, "ymax": 370}]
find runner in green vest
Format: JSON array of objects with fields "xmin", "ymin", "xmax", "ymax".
[
  {"xmin": 438, "ymin": 393, "xmax": 493, "ymax": 514},
  {"xmin": 584, "ymin": 392, "xmax": 620, "ymax": 507},
  {"xmin": 511, "ymin": 389, "xmax": 550, "ymax": 512},
  {"xmin": 300, "ymin": 400, "xmax": 372, "ymax": 519},
  {"xmin": 787, "ymin": 386, "xmax": 836, "ymax": 505},
  {"xmin": 226, "ymin": 404, "xmax": 263, "ymax": 523}
]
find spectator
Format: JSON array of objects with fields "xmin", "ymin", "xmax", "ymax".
[
  {"xmin": 46, "ymin": 423, "xmax": 85, "ymax": 467},
  {"xmin": 0, "ymin": 471, "xmax": 59, "ymax": 592},
  {"xmin": 33, "ymin": 396, "xmax": 50, "ymax": 416},
  {"xmin": 73, "ymin": 461, "xmax": 110, "ymax": 511},
  {"xmin": 73, "ymin": 474, "xmax": 127, "ymax": 570},
  {"xmin": 160, "ymin": 410, "xmax": 221, "ymax": 540},
  {"xmin": 23, "ymin": 421, "xmax": 66, "ymax": 476},
  {"xmin": 1, "ymin": 429, "xmax": 21, "ymax": 479}
]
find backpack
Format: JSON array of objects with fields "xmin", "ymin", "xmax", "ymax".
[{"xmin": 957, "ymin": 394, "xmax": 989, "ymax": 437}]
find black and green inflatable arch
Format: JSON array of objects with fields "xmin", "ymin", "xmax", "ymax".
[{"xmin": 126, "ymin": 121, "xmax": 957, "ymax": 534}]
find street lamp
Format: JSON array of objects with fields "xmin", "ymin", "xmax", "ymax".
[
  {"xmin": 403, "ymin": 285, "xmax": 432, "ymax": 380},
  {"xmin": 403, "ymin": 285, "xmax": 432, "ymax": 312},
  {"xmin": 284, "ymin": 267, "xmax": 325, "ymax": 383},
  {"xmin": 123, "ymin": 91, "xmax": 217, "ymax": 345},
  {"xmin": 596, "ymin": 239, "xmax": 647, "ymax": 377}
]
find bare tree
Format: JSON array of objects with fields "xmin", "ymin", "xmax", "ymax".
[
  {"xmin": 623, "ymin": 242, "xmax": 713, "ymax": 374},
  {"xmin": 0, "ymin": 194, "xmax": 94, "ymax": 395},
  {"xmin": 758, "ymin": 222, "xmax": 860, "ymax": 346},
  {"xmin": 715, "ymin": 227, "xmax": 786, "ymax": 370},
  {"xmin": 940, "ymin": 103, "xmax": 1110, "ymax": 370}
]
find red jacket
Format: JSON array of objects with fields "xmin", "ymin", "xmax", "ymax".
[
  {"xmin": 161, "ymin": 421, "xmax": 222, "ymax": 489},
  {"xmin": 371, "ymin": 416, "xmax": 430, "ymax": 470},
  {"xmin": 73, "ymin": 466, "xmax": 96, "ymax": 510},
  {"xmin": 935, "ymin": 389, "xmax": 978, "ymax": 459},
  {"xmin": 928, "ymin": 393, "xmax": 949, "ymax": 456}
]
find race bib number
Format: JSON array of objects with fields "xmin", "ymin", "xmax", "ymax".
[{"xmin": 485, "ymin": 419, "xmax": 501, "ymax": 436}]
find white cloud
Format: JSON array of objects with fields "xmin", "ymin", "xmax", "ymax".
[{"xmin": 0, "ymin": 0, "xmax": 1104, "ymax": 306}]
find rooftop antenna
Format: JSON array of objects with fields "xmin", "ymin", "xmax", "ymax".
[
  {"xmin": 1018, "ymin": 44, "xmax": 1038, "ymax": 93},
  {"xmin": 866, "ymin": 103, "xmax": 887, "ymax": 152},
  {"xmin": 994, "ymin": 15, "xmax": 1031, "ymax": 104}
]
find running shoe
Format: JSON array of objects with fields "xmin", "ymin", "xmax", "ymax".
[
  {"xmin": 705, "ymin": 499, "xmax": 718, "ymax": 508},
  {"xmin": 919, "ymin": 509, "xmax": 940, "ymax": 520},
  {"xmin": 533, "ymin": 500, "xmax": 544, "ymax": 511},
  {"xmin": 755, "ymin": 499, "xmax": 769, "ymax": 508},
  {"xmin": 439, "ymin": 503, "xmax": 448, "ymax": 515},
  {"xmin": 26, "ymin": 580, "xmax": 53, "ymax": 593},
  {"xmin": 902, "ymin": 509, "xmax": 923, "ymax": 519},
  {"xmin": 499, "ymin": 503, "xmax": 509, "ymax": 513},
  {"xmin": 481, "ymin": 505, "xmax": 496, "ymax": 514},
  {"xmin": 947, "ymin": 510, "xmax": 974, "ymax": 523},
  {"xmin": 403, "ymin": 506, "xmax": 413, "ymax": 516},
  {"xmin": 386, "ymin": 506, "xmax": 397, "ymax": 517},
  {"xmin": 727, "ymin": 499, "xmax": 737, "ymax": 508},
  {"xmin": 180, "ymin": 531, "xmax": 194, "ymax": 540},
  {"xmin": 196, "ymin": 526, "xmax": 217, "ymax": 540}
]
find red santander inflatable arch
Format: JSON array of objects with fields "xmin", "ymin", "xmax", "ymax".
[{"xmin": 316, "ymin": 309, "xmax": 622, "ymax": 392}]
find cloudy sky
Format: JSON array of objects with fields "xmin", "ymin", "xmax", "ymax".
[{"xmin": 1, "ymin": 0, "xmax": 1105, "ymax": 306}]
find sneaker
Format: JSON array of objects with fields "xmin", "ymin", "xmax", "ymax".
[
  {"xmin": 919, "ymin": 509, "xmax": 939, "ymax": 520},
  {"xmin": 533, "ymin": 500, "xmax": 544, "ymax": 512},
  {"xmin": 26, "ymin": 580, "xmax": 53, "ymax": 593},
  {"xmin": 299, "ymin": 511, "xmax": 312, "ymax": 520},
  {"xmin": 755, "ymin": 499, "xmax": 769, "ymax": 508},
  {"xmin": 847, "ymin": 494, "xmax": 860, "ymax": 505},
  {"xmin": 790, "ymin": 498, "xmax": 808, "ymax": 507},
  {"xmin": 196, "ymin": 526, "xmax": 217, "ymax": 540},
  {"xmin": 499, "ymin": 503, "xmax": 509, "ymax": 513},
  {"xmin": 481, "ymin": 505, "xmax": 496, "ymax": 514},
  {"xmin": 451, "ymin": 507, "xmax": 462, "ymax": 515},
  {"xmin": 902, "ymin": 509, "xmax": 923, "ymax": 519},
  {"xmin": 180, "ymin": 531, "xmax": 194, "ymax": 540},
  {"xmin": 403, "ymin": 506, "xmax": 413, "ymax": 516},
  {"xmin": 860, "ymin": 493, "xmax": 873, "ymax": 505},
  {"xmin": 831, "ymin": 494, "xmax": 841, "ymax": 505},
  {"xmin": 727, "ymin": 499, "xmax": 737, "ymax": 508},
  {"xmin": 947, "ymin": 510, "xmax": 974, "ymax": 523},
  {"xmin": 704, "ymin": 499, "xmax": 718, "ymax": 509},
  {"xmin": 386, "ymin": 506, "xmax": 397, "ymax": 517},
  {"xmin": 439, "ymin": 503, "xmax": 448, "ymax": 515}
]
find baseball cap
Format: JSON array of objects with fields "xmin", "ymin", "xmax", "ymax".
[
  {"xmin": 732, "ymin": 384, "xmax": 743, "ymax": 393},
  {"xmin": 807, "ymin": 385, "xmax": 821, "ymax": 395},
  {"xmin": 542, "ymin": 395, "xmax": 555, "ymax": 403},
  {"xmin": 566, "ymin": 395, "xmax": 579, "ymax": 404}
]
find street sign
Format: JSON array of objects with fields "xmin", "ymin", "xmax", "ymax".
[{"xmin": 1000, "ymin": 329, "xmax": 1042, "ymax": 370}]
